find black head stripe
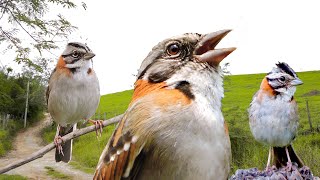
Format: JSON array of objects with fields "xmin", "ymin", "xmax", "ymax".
[
  {"xmin": 274, "ymin": 84, "xmax": 286, "ymax": 89},
  {"xmin": 276, "ymin": 62, "xmax": 297, "ymax": 78},
  {"xmin": 68, "ymin": 43, "xmax": 87, "ymax": 52},
  {"xmin": 137, "ymin": 63, "xmax": 153, "ymax": 79}
]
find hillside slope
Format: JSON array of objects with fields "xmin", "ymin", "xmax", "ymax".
[{"xmin": 46, "ymin": 70, "xmax": 320, "ymax": 175}]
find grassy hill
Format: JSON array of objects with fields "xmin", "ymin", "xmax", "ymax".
[{"xmin": 43, "ymin": 70, "xmax": 320, "ymax": 175}]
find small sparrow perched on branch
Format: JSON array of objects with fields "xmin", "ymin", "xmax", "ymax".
[
  {"xmin": 248, "ymin": 62, "xmax": 304, "ymax": 170},
  {"xmin": 46, "ymin": 42, "xmax": 101, "ymax": 163},
  {"xmin": 94, "ymin": 30, "xmax": 236, "ymax": 179}
]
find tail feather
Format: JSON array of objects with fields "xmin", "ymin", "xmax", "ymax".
[
  {"xmin": 272, "ymin": 144, "xmax": 304, "ymax": 168},
  {"xmin": 55, "ymin": 124, "xmax": 77, "ymax": 163}
]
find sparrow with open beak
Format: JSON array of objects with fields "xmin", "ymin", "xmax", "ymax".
[{"xmin": 94, "ymin": 30, "xmax": 236, "ymax": 179}]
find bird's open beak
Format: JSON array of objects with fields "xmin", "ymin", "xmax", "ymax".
[
  {"xmin": 291, "ymin": 78, "xmax": 303, "ymax": 86},
  {"xmin": 84, "ymin": 52, "xmax": 95, "ymax": 60},
  {"xmin": 194, "ymin": 29, "xmax": 236, "ymax": 66}
]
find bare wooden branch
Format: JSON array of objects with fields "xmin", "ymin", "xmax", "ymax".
[{"xmin": 0, "ymin": 114, "xmax": 123, "ymax": 174}]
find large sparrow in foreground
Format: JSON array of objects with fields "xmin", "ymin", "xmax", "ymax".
[
  {"xmin": 47, "ymin": 42, "xmax": 100, "ymax": 163},
  {"xmin": 94, "ymin": 30, "xmax": 236, "ymax": 179},
  {"xmin": 249, "ymin": 62, "xmax": 304, "ymax": 170}
]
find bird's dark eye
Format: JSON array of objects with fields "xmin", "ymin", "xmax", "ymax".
[
  {"xmin": 167, "ymin": 43, "xmax": 181, "ymax": 56},
  {"xmin": 279, "ymin": 76, "xmax": 286, "ymax": 82},
  {"xmin": 72, "ymin": 50, "xmax": 80, "ymax": 58}
]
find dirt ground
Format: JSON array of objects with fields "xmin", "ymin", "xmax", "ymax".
[{"xmin": 0, "ymin": 114, "xmax": 93, "ymax": 180}]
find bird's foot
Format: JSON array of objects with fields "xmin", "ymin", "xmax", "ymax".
[
  {"xmin": 54, "ymin": 136, "xmax": 64, "ymax": 156},
  {"xmin": 286, "ymin": 161, "xmax": 293, "ymax": 172},
  {"xmin": 265, "ymin": 165, "xmax": 277, "ymax": 172},
  {"xmin": 89, "ymin": 119, "xmax": 104, "ymax": 137}
]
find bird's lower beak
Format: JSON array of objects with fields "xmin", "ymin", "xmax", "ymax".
[
  {"xmin": 291, "ymin": 78, "xmax": 303, "ymax": 86},
  {"xmin": 84, "ymin": 52, "xmax": 96, "ymax": 60},
  {"xmin": 194, "ymin": 29, "xmax": 236, "ymax": 66}
]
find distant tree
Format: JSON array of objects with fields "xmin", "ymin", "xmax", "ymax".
[
  {"xmin": 0, "ymin": 0, "xmax": 87, "ymax": 72},
  {"xmin": 222, "ymin": 62, "xmax": 231, "ymax": 75},
  {"xmin": 0, "ymin": 67, "xmax": 46, "ymax": 121},
  {"xmin": 222, "ymin": 62, "xmax": 232, "ymax": 85}
]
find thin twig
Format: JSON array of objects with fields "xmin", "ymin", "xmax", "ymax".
[
  {"xmin": 7, "ymin": 8, "xmax": 40, "ymax": 43},
  {"xmin": 6, "ymin": 6, "xmax": 59, "ymax": 58},
  {"xmin": 0, "ymin": 114, "xmax": 123, "ymax": 174}
]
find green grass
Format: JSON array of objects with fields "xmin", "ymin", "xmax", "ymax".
[
  {"xmin": 0, "ymin": 174, "xmax": 27, "ymax": 180},
  {"xmin": 0, "ymin": 120, "xmax": 25, "ymax": 157},
  {"xmin": 45, "ymin": 166, "xmax": 72, "ymax": 180},
  {"xmin": 42, "ymin": 70, "xmax": 320, "ymax": 176},
  {"xmin": 0, "ymin": 113, "xmax": 44, "ymax": 157}
]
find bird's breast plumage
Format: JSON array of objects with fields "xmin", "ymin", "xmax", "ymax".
[
  {"xmin": 249, "ymin": 90, "xmax": 299, "ymax": 147},
  {"xmin": 48, "ymin": 66, "xmax": 100, "ymax": 126},
  {"xmin": 123, "ymin": 84, "xmax": 231, "ymax": 179}
]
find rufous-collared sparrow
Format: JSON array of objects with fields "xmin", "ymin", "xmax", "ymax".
[
  {"xmin": 46, "ymin": 42, "xmax": 100, "ymax": 163},
  {"xmin": 248, "ymin": 62, "xmax": 304, "ymax": 170},
  {"xmin": 94, "ymin": 30, "xmax": 236, "ymax": 179}
]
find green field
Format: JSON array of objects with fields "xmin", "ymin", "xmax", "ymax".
[{"xmin": 43, "ymin": 70, "xmax": 320, "ymax": 176}]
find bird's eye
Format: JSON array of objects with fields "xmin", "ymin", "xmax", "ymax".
[
  {"xmin": 72, "ymin": 50, "xmax": 80, "ymax": 58},
  {"xmin": 279, "ymin": 76, "xmax": 286, "ymax": 82},
  {"xmin": 167, "ymin": 43, "xmax": 181, "ymax": 56}
]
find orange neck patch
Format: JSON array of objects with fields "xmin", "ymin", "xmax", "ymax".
[
  {"xmin": 131, "ymin": 80, "xmax": 167, "ymax": 103},
  {"xmin": 55, "ymin": 56, "xmax": 71, "ymax": 76},
  {"xmin": 56, "ymin": 56, "xmax": 66, "ymax": 69},
  {"xmin": 260, "ymin": 77, "xmax": 276, "ymax": 96},
  {"xmin": 131, "ymin": 79, "xmax": 192, "ymax": 106}
]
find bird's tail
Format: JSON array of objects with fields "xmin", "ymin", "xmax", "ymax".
[
  {"xmin": 55, "ymin": 124, "xmax": 77, "ymax": 163},
  {"xmin": 272, "ymin": 144, "xmax": 304, "ymax": 168}
]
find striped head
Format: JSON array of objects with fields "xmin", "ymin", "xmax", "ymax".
[
  {"xmin": 265, "ymin": 62, "xmax": 303, "ymax": 94},
  {"xmin": 60, "ymin": 42, "xmax": 95, "ymax": 69},
  {"xmin": 134, "ymin": 30, "xmax": 236, "ymax": 103}
]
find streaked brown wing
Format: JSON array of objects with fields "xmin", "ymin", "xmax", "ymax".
[
  {"xmin": 46, "ymin": 68, "xmax": 56, "ymax": 104},
  {"xmin": 94, "ymin": 113, "xmax": 145, "ymax": 180},
  {"xmin": 94, "ymin": 80, "xmax": 193, "ymax": 180}
]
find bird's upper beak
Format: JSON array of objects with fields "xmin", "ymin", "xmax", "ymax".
[
  {"xmin": 291, "ymin": 77, "xmax": 303, "ymax": 86},
  {"xmin": 84, "ymin": 52, "xmax": 95, "ymax": 60},
  {"xmin": 194, "ymin": 29, "xmax": 236, "ymax": 66}
]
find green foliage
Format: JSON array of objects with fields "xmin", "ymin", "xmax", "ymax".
[
  {"xmin": 0, "ymin": 0, "xmax": 85, "ymax": 72},
  {"xmin": 0, "ymin": 174, "xmax": 27, "ymax": 180},
  {"xmin": 70, "ymin": 124, "xmax": 116, "ymax": 173},
  {"xmin": 0, "ymin": 68, "xmax": 46, "ymax": 122},
  {"xmin": 0, "ymin": 66, "xmax": 46, "ymax": 156},
  {"xmin": 45, "ymin": 166, "xmax": 72, "ymax": 180},
  {"xmin": 0, "ymin": 130, "xmax": 11, "ymax": 156},
  {"xmin": 41, "ymin": 123, "xmax": 56, "ymax": 144},
  {"xmin": 94, "ymin": 90, "xmax": 133, "ymax": 119},
  {"xmin": 0, "ymin": 119, "xmax": 25, "ymax": 157}
]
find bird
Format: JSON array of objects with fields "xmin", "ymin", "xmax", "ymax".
[
  {"xmin": 46, "ymin": 42, "xmax": 101, "ymax": 163},
  {"xmin": 248, "ymin": 62, "xmax": 304, "ymax": 170},
  {"xmin": 94, "ymin": 29, "xmax": 236, "ymax": 180}
]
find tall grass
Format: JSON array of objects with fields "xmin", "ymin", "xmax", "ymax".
[
  {"xmin": 0, "ymin": 174, "xmax": 27, "ymax": 180},
  {"xmin": 0, "ymin": 120, "xmax": 24, "ymax": 157}
]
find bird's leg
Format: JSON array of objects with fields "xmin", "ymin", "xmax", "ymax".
[
  {"xmin": 285, "ymin": 146, "xmax": 292, "ymax": 171},
  {"xmin": 54, "ymin": 125, "xmax": 64, "ymax": 156},
  {"xmin": 88, "ymin": 119, "xmax": 104, "ymax": 137},
  {"xmin": 265, "ymin": 147, "xmax": 272, "ymax": 171}
]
